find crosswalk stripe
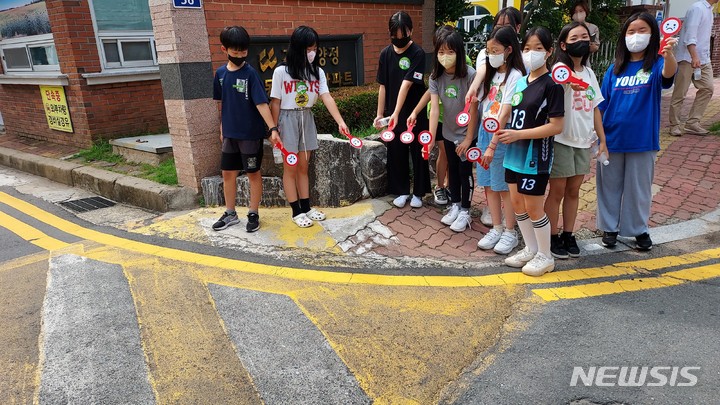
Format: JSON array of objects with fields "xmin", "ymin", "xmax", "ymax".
[
  {"xmin": 38, "ymin": 254, "xmax": 155, "ymax": 403},
  {"xmin": 122, "ymin": 257, "xmax": 262, "ymax": 404},
  {"xmin": 209, "ymin": 284, "xmax": 370, "ymax": 404},
  {"xmin": 2, "ymin": 191, "xmax": 720, "ymax": 289},
  {"xmin": 0, "ymin": 256, "xmax": 48, "ymax": 404}
]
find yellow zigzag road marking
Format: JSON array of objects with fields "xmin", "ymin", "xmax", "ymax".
[{"xmin": 1, "ymin": 191, "xmax": 720, "ymax": 289}]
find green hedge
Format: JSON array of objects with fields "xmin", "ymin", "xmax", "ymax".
[{"xmin": 311, "ymin": 84, "xmax": 379, "ymax": 137}]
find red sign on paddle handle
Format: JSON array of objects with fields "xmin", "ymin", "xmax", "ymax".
[
  {"xmin": 275, "ymin": 141, "xmax": 298, "ymax": 166},
  {"xmin": 659, "ymin": 17, "xmax": 682, "ymax": 55},
  {"xmin": 552, "ymin": 64, "xmax": 589, "ymax": 90},
  {"xmin": 380, "ymin": 120, "xmax": 396, "ymax": 142},
  {"xmin": 400, "ymin": 124, "xmax": 415, "ymax": 144},
  {"xmin": 341, "ymin": 128, "xmax": 363, "ymax": 149},
  {"xmin": 456, "ymin": 101, "xmax": 471, "ymax": 127},
  {"xmin": 418, "ymin": 130, "xmax": 432, "ymax": 160}
]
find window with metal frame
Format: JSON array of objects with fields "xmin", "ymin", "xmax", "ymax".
[
  {"xmin": 0, "ymin": 34, "xmax": 59, "ymax": 73},
  {"xmin": 89, "ymin": 0, "xmax": 157, "ymax": 69}
]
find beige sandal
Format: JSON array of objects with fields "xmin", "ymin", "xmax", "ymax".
[
  {"xmin": 292, "ymin": 213, "xmax": 313, "ymax": 228},
  {"xmin": 306, "ymin": 208, "xmax": 326, "ymax": 221}
]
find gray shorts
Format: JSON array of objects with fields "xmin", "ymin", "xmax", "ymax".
[
  {"xmin": 278, "ymin": 109, "xmax": 318, "ymax": 153},
  {"xmin": 550, "ymin": 142, "xmax": 591, "ymax": 178}
]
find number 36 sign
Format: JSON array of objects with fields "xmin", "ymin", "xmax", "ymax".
[{"xmin": 173, "ymin": 0, "xmax": 202, "ymax": 9}]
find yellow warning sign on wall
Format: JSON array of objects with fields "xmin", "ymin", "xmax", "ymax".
[{"xmin": 40, "ymin": 86, "xmax": 73, "ymax": 133}]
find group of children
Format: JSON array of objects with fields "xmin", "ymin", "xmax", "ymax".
[{"xmin": 212, "ymin": 5, "xmax": 677, "ymax": 277}]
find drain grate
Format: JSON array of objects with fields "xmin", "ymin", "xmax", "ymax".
[{"xmin": 60, "ymin": 197, "xmax": 116, "ymax": 213}]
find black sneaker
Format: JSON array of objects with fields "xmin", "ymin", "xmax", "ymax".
[
  {"xmin": 433, "ymin": 187, "xmax": 449, "ymax": 205},
  {"xmin": 550, "ymin": 234, "xmax": 569, "ymax": 259},
  {"xmin": 212, "ymin": 211, "xmax": 239, "ymax": 231},
  {"xmin": 602, "ymin": 231, "xmax": 618, "ymax": 248},
  {"xmin": 635, "ymin": 232, "xmax": 652, "ymax": 251},
  {"xmin": 562, "ymin": 232, "xmax": 580, "ymax": 257},
  {"xmin": 246, "ymin": 212, "xmax": 260, "ymax": 233}
]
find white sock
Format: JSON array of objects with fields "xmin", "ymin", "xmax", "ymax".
[
  {"xmin": 532, "ymin": 215, "xmax": 552, "ymax": 257},
  {"xmin": 493, "ymin": 224, "xmax": 504, "ymax": 232},
  {"xmin": 516, "ymin": 212, "xmax": 537, "ymax": 253}
]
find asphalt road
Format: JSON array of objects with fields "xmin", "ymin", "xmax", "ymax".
[{"xmin": 1, "ymin": 169, "xmax": 719, "ymax": 404}]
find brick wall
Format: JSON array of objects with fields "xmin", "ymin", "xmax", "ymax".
[
  {"xmin": 203, "ymin": 0, "xmax": 426, "ymax": 84},
  {"xmin": 0, "ymin": 0, "xmax": 167, "ymax": 148}
]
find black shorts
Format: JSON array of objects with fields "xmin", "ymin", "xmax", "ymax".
[
  {"xmin": 220, "ymin": 138, "xmax": 264, "ymax": 173},
  {"xmin": 505, "ymin": 169, "xmax": 549, "ymax": 196}
]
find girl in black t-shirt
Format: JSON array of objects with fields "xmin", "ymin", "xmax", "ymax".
[
  {"xmin": 374, "ymin": 11, "xmax": 431, "ymax": 208},
  {"xmin": 497, "ymin": 27, "xmax": 564, "ymax": 277}
]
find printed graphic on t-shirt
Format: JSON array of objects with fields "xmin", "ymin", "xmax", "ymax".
[
  {"xmin": 413, "ymin": 71, "xmax": 423, "ymax": 80},
  {"xmin": 445, "ymin": 85, "xmax": 459, "ymax": 99},
  {"xmin": 233, "ymin": 79, "xmax": 247, "ymax": 94},
  {"xmin": 399, "ymin": 57, "xmax": 411, "ymax": 70},
  {"xmin": 295, "ymin": 81, "xmax": 309, "ymax": 107},
  {"xmin": 615, "ymin": 69, "xmax": 652, "ymax": 95},
  {"xmin": 572, "ymin": 88, "xmax": 593, "ymax": 112}
]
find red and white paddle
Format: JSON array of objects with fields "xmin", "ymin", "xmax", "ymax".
[
  {"xmin": 551, "ymin": 63, "xmax": 589, "ymax": 90},
  {"xmin": 274, "ymin": 141, "xmax": 298, "ymax": 166},
  {"xmin": 341, "ymin": 128, "xmax": 363, "ymax": 149},
  {"xmin": 482, "ymin": 117, "xmax": 500, "ymax": 134},
  {"xmin": 658, "ymin": 17, "xmax": 682, "ymax": 55},
  {"xmin": 380, "ymin": 120, "xmax": 395, "ymax": 142},
  {"xmin": 418, "ymin": 130, "xmax": 432, "ymax": 160},
  {"xmin": 400, "ymin": 124, "xmax": 415, "ymax": 144},
  {"xmin": 456, "ymin": 101, "xmax": 471, "ymax": 127}
]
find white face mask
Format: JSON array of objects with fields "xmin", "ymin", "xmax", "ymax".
[
  {"xmin": 572, "ymin": 11, "xmax": 586, "ymax": 22},
  {"xmin": 488, "ymin": 52, "xmax": 505, "ymax": 68},
  {"xmin": 625, "ymin": 33, "xmax": 651, "ymax": 53},
  {"xmin": 522, "ymin": 50, "xmax": 547, "ymax": 72},
  {"xmin": 438, "ymin": 54, "xmax": 457, "ymax": 70},
  {"xmin": 307, "ymin": 50, "xmax": 316, "ymax": 63}
]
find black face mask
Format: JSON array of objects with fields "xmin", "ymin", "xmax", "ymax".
[
  {"xmin": 566, "ymin": 40, "xmax": 590, "ymax": 58},
  {"xmin": 228, "ymin": 54, "xmax": 246, "ymax": 67},
  {"xmin": 391, "ymin": 36, "xmax": 411, "ymax": 49}
]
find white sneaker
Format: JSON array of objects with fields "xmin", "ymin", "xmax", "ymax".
[
  {"xmin": 441, "ymin": 204, "xmax": 460, "ymax": 225},
  {"xmin": 393, "ymin": 195, "xmax": 410, "ymax": 208},
  {"xmin": 522, "ymin": 252, "xmax": 555, "ymax": 276},
  {"xmin": 504, "ymin": 246, "xmax": 536, "ymax": 268},
  {"xmin": 481, "ymin": 206, "xmax": 493, "ymax": 226},
  {"xmin": 493, "ymin": 231, "xmax": 519, "ymax": 255},
  {"xmin": 450, "ymin": 210, "xmax": 472, "ymax": 232},
  {"xmin": 477, "ymin": 228, "xmax": 502, "ymax": 250},
  {"xmin": 410, "ymin": 195, "xmax": 423, "ymax": 208}
]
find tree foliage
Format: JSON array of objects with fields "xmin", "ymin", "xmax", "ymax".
[
  {"xmin": 522, "ymin": 0, "xmax": 625, "ymax": 43},
  {"xmin": 435, "ymin": 0, "xmax": 472, "ymax": 27}
]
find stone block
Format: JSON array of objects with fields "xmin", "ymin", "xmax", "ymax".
[
  {"xmin": 111, "ymin": 134, "xmax": 173, "ymax": 165},
  {"xmin": 113, "ymin": 176, "xmax": 197, "ymax": 212},
  {"xmin": 236, "ymin": 176, "xmax": 287, "ymax": 207},
  {"xmin": 0, "ymin": 148, "xmax": 81, "ymax": 186},
  {"xmin": 201, "ymin": 135, "xmax": 388, "ymax": 208},
  {"xmin": 201, "ymin": 175, "xmax": 287, "ymax": 208},
  {"xmin": 71, "ymin": 166, "xmax": 123, "ymax": 197}
]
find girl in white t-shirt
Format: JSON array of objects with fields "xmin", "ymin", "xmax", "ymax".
[
  {"xmin": 270, "ymin": 26, "xmax": 348, "ymax": 228},
  {"xmin": 544, "ymin": 22, "xmax": 607, "ymax": 258},
  {"xmin": 475, "ymin": 26, "xmax": 526, "ymax": 255}
]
